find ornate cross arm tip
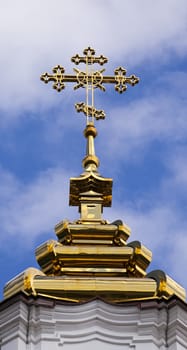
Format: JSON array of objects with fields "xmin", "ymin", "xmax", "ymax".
[
  {"xmin": 102, "ymin": 66, "xmax": 139, "ymax": 94},
  {"xmin": 71, "ymin": 47, "xmax": 108, "ymax": 66},
  {"xmin": 40, "ymin": 65, "xmax": 66, "ymax": 92}
]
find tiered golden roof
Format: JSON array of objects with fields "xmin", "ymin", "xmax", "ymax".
[{"xmin": 3, "ymin": 48, "xmax": 185, "ymax": 303}]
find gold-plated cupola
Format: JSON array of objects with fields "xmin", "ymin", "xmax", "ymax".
[{"xmin": 3, "ymin": 48, "xmax": 185, "ymax": 304}]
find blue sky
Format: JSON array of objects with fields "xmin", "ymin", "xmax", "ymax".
[{"xmin": 0, "ymin": 0, "xmax": 187, "ymax": 300}]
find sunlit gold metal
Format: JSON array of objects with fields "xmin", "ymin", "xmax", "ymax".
[
  {"xmin": 55, "ymin": 220, "xmax": 131, "ymax": 245},
  {"xmin": 69, "ymin": 121, "xmax": 113, "ymax": 221},
  {"xmin": 40, "ymin": 47, "xmax": 139, "ymax": 123},
  {"xmin": 4, "ymin": 268, "xmax": 186, "ymax": 302},
  {"xmin": 75, "ymin": 102, "xmax": 105, "ymax": 120},
  {"xmin": 40, "ymin": 48, "xmax": 139, "ymax": 222},
  {"xmin": 3, "ymin": 48, "xmax": 185, "ymax": 305},
  {"xmin": 71, "ymin": 47, "xmax": 108, "ymax": 65}
]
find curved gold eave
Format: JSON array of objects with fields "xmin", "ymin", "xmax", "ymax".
[
  {"xmin": 4, "ymin": 267, "xmax": 186, "ymax": 303},
  {"xmin": 69, "ymin": 171, "xmax": 113, "ymax": 207},
  {"xmin": 35, "ymin": 239, "xmax": 152, "ymax": 278}
]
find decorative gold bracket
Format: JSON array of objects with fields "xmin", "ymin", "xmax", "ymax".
[{"xmin": 40, "ymin": 47, "xmax": 139, "ymax": 124}]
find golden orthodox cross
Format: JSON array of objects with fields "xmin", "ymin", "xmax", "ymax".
[{"xmin": 40, "ymin": 47, "xmax": 139, "ymax": 124}]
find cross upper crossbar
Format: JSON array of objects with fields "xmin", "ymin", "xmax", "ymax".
[{"xmin": 71, "ymin": 47, "xmax": 108, "ymax": 65}]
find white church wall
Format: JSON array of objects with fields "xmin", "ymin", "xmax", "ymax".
[{"xmin": 0, "ymin": 294, "xmax": 187, "ymax": 350}]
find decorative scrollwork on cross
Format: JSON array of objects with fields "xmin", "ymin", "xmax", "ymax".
[
  {"xmin": 75, "ymin": 102, "xmax": 105, "ymax": 120},
  {"xmin": 73, "ymin": 68, "xmax": 105, "ymax": 91},
  {"xmin": 40, "ymin": 47, "xmax": 139, "ymax": 124}
]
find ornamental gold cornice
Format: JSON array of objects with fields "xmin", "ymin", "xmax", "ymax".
[
  {"xmin": 3, "ymin": 268, "xmax": 45, "ymax": 300},
  {"xmin": 4, "ymin": 268, "xmax": 186, "ymax": 302},
  {"xmin": 35, "ymin": 238, "xmax": 152, "ymax": 280},
  {"xmin": 35, "ymin": 241, "xmax": 135, "ymax": 275},
  {"xmin": 69, "ymin": 172, "xmax": 113, "ymax": 207},
  {"xmin": 54, "ymin": 220, "xmax": 131, "ymax": 246},
  {"xmin": 30, "ymin": 276, "xmax": 158, "ymax": 302},
  {"xmin": 147, "ymin": 270, "xmax": 186, "ymax": 301}
]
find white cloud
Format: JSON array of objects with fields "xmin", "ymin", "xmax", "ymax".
[
  {"xmin": 168, "ymin": 148, "xmax": 187, "ymax": 188},
  {"xmin": 0, "ymin": 166, "xmax": 77, "ymax": 244},
  {"xmin": 0, "ymin": 0, "xmax": 187, "ymax": 118},
  {"xmin": 171, "ymin": 233, "xmax": 187, "ymax": 286},
  {"xmin": 98, "ymin": 75, "xmax": 187, "ymax": 164}
]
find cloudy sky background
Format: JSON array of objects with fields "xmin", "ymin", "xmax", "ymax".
[{"xmin": 0, "ymin": 0, "xmax": 187, "ymax": 299}]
